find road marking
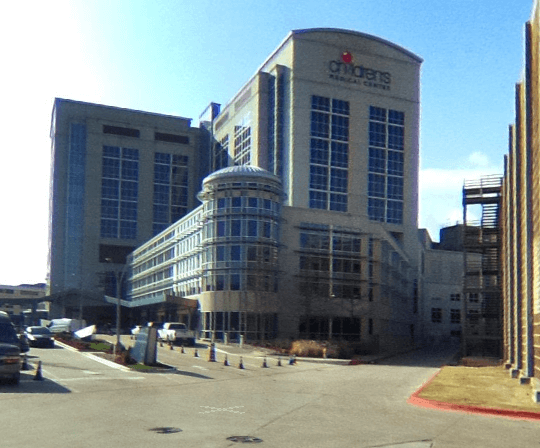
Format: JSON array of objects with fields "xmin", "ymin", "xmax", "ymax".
[
  {"xmin": 54, "ymin": 376, "xmax": 145, "ymax": 382},
  {"xmin": 192, "ymin": 365, "xmax": 209, "ymax": 371},
  {"xmin": 199, "ymin": 406, "xmax": 245, "ymax": 414}
]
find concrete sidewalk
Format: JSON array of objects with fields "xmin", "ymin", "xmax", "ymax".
[{"xmin": 408, "ymin": 363, "xmax": 540, "ymax": 422}]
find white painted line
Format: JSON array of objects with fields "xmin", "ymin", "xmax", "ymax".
[
  {"xmin": 192, "ymin": 365, "xmax": 209, "ymax": 371},
  {"xmin": 84, "ymin": 353, "xmax": 132, "ymax": 372},
  {"xmin": 57, "ymin": 376, "xmax": 145, "ymax": 382}
]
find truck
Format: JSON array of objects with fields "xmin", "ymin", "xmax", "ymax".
[
  {"xmin": 157, "ymin": 322, "xmax": 196, "ymax": 346},
  {"xmin": 47, "ymin": 318, "xmax": 86, "ymax": 334}
]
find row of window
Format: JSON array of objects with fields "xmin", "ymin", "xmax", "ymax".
[
  {"xmin": 102, "ymin": 124, "xmax": 190, "ymax": 144},
  {"xmin": 367, "ymin": 106, "xmax": 405, "ymax": 224},
  {"xmin": 299, "ymin": 255, "xmax": 361, "ymax": 274},
  {"xmin": 205, "ymin": 244, "xmax": 277, "ymax": 265},
  {"xmin": 431, "ymin": 308, "xmax": 461, "ymax": 324},
  {"xmin": 299, "ymin": 231, "xmax": 361, "ymax": 252},
  {"xmin": 309, "ymin": 95, "xmax": 350, "ymax": 212},
  {"xmin": 215, "ymin": 196, "xmax": 280, "ymax": 213},
  {"xmin": 101, "ymin": 147, "xmax": 139, "ymax": 239},
  {"xmin": 206, "ymin": 218, "xmax": 278, "ymax": 240},
  {"xmin": 153, "ymin": 152, "xmax": 190, "ymax": 235},
  {"xmin": 204, "ymin": 271, "xmax": 278, "ymax": 292}
]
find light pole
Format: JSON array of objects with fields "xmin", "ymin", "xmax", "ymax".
[{"xmin": 104, "ymin": 258, "xmax": 127, "ymax": 357}]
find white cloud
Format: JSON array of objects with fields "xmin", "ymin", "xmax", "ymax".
[{"xmin": 468, "ymin": 151, "xmax": 491, "ymax": 167}]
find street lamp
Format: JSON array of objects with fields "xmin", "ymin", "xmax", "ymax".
[{"xmin": 104, "ymin": 258, "xmax": 126, "ymax": 357}]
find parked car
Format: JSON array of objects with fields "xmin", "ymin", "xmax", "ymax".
[
  {"xmin": 0, "ymin": 312, "xmax": 24, "ymax": 385},
  {"xmin": 157, "ymin": 322, "xmax": 196, "ymax": 346},
  {"xmin": 24, "ymin": 326, "xmax": 55, "ymax": 348}
]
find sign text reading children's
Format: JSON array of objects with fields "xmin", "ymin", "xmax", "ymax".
[{"xmin": 328, "ymin": 57, "xmax": 391, "ymax": 91}]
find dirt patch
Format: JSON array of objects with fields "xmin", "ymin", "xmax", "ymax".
[{"xmin": 418, "ymin": 365, "xmax": 540, "ymax": 412}]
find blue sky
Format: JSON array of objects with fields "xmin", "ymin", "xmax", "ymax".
[{"xmin": 0, "ymin": 0, "xmax": 534, "ymax": 285}]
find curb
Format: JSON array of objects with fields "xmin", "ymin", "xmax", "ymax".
[{"xmin": 407, "ymin": 369, "xmax": 540, "ymax": 422}]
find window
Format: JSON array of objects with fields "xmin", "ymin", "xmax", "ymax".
[
  {"xmin": 431, "ymin": 308, "xmax": 442, "ymax": 323},
  {"xmin": 450, "ymin": 309, "xmax": 461, "ymax": 324},
  {"xmin": 234, "ymin": 122, "xmax": 251, "ymax": 166},
  {"xmin": 214, "ymin": 135, "xmax": 229, "ymax": 170},
  {"xmin": 468, "ymin": 293, "xmax": 479, "ymax": 303},
  {"xmin": 103, "ymin": 125, "xmax": 140, "ymax": 138},
  {"xmin": 367, "ymin": 106, "xmax": 405, "ymax": 224},
  {"xmin": 450, "ymin": 293, "xmax": 461, "ymax": 301},
  {"xmin": 309, "ymin": 95, "xmax": 349, "ymax": 212},
  {"xmin": 100, "ymin": 146, "xmax": 139, "ymax": 239},
  {"xmin": 153, "ymin": 152, "xmax": 189, "ymax": 235},
  {"xmin": 154, "ymin": 132, "xmax": 189, "ymax": 144}
]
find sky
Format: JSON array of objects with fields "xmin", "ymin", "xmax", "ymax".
[{"xmin": 0, "ymin": 0, "xmax": 534, "ymax": 285}]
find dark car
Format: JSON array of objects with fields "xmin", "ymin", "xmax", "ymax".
[
  {"xmin": 0, "ymin": 312, "xmax": 24, "ymax": 385},
  {"xmin": 25, "ymin": 326, "xmax": 55, "ymax": 348}
]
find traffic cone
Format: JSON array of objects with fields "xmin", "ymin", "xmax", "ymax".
[
  {"xmin": 224, "ymin": 354, "xmax": 230, "ymax": 366},
  {"xmin": 33, "ymin": 361, "xmax": 44, "ymax": 381},
  {"xmin": 21, "ymin": 354, "xmax": 30, "ymax": 371},
  {"xmin": 239, "ymin": 356, "xmax": 245, "ymax": 369},
  {"xmin": 208, "ymin": 344, "xmax": 216, "ymax": 362},
  {"xmin": 194, "ymin": 349, "xmax": 199, "ymax": 358},
  {"xmin": 169, "ymin": 342, "xmax": 174, "ymax": 350},
  {"xmin": 261, "ymin": 357, "xmax": 268, "ymax": 368},
  {"xmin": 181, "ymin": 345, "xmax": 185, "ymax": 354}
]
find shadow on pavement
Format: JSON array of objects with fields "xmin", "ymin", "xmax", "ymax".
[
  {"xmin": 372, "ymin": 344, "xmax": 461, "ymax": 368},
  {"xmin": 0, "ymin": 372, "xmax": 71, "ymax": 394}
]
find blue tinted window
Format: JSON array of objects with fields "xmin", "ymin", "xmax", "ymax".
[
  {"xmin": 310, "ymin": 165, "xmax": 328, "ymax": 190},
  {"xmin": 101, "ymin": 199, "xmax": 118, "ymax": 219},
  {"xmin": 368, "ymin": 174, "xmax": 385, "ymax": 198},
  {"xmin": 122, "ymin": 148, "xmax": 139, "ymax": 160},
  {"xmin": 387, "ymin": 176, "xmax": 403, "ymax": 200},
  {"xmin": 310, "ymin": 139, "xmax": 328, "ymax": 165},
  {"xmin": 312, "ymin": 95, "xmax": 330, "ymax": 111},
  {"xmin": 103, "ymin": 146, "xmax": 120, "ymax": 157},
  {"xmin": 230, "ymin": 245, "xmax": 241, "ymax": 261},
  {"xmin": 330, "ymin": 168, "xmax": 348, "ymax": 193},
  {"xmin": 231, "ymin": 219, "xmax": 241, "ymax": 236},
  {"xmin": 387, "ymin": 151, "xmax": 403, "ymax": 176},
  {"xmin": 102, "ymin": 179, "xmax": 119, "ymax": 199},
  {"xmin": 121, "ymin": 181, "xmax": 138, "ymax": 200},
  {"xmin": 119, "ymin": 220, "xmax": 137, "ymax": 239},
  {"xmin": 331, "ymin": 142, "xmax": 348, "ymax": 168},
  {"xmin": 247, "ymin": 220, "xmax": 258, "ymax": 237},
  {"xmin": 331, "ymin": 115, "xmax": 349, "ymax": 141},
  {"xmin": 310, "ymin": 112, "xmax": 329, "ymax": 138},
  {"xmin": 120, "ymin": 201, "xmax": 137, "ymax": 220},
  {"xmin": 309, "ymin": 191, "xmax": 327, "ymax": 209},
  {"xmin": 369, "ymin": 148, "xmax": 386, "ymax": 173},
  {"xmin": 369, "ymin": 122, "xmax": 386, "ymax": 147},
  {"xmin": 368, "ymin": 198, "xmax": 385, "ymax": 222},
  {"xmin": 329, "ymin": 194, "xmax": 347, "ymax": 212},
  {"xmin": 102, "ymin": 158, "xmax": 120, "ymax": 178},
  {"xmin": 388, "ymin": 110, "xmax": 404, "ymax": 125},
  {"xmin": 153, "ymin": 204, "xmax": 168, "ymax": 222},
  {"xmin": 332, "ymin": 99, "xmax": 349, "ymax": 115}
]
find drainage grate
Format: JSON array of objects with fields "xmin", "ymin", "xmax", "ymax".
[
  {"xmin": 149, "ymin": 427, "xmax": 183, "ymax": 434},
  {"xmin": 226, "ymin": 436, "xmax": 263, "ymax": 443}
]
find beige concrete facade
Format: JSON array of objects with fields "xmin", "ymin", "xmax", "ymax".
[
  {"xmin": 48, "ymin": 99, "xmax": 208, "ymax": 320},
  {"xmin": 128, "ymin": 29, "xmax": 424, "ymax": 353}
]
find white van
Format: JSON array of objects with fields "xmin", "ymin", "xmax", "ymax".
[{"xmin": 47, "ymin": 318, "xmax": 86, "ymax": 334}]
